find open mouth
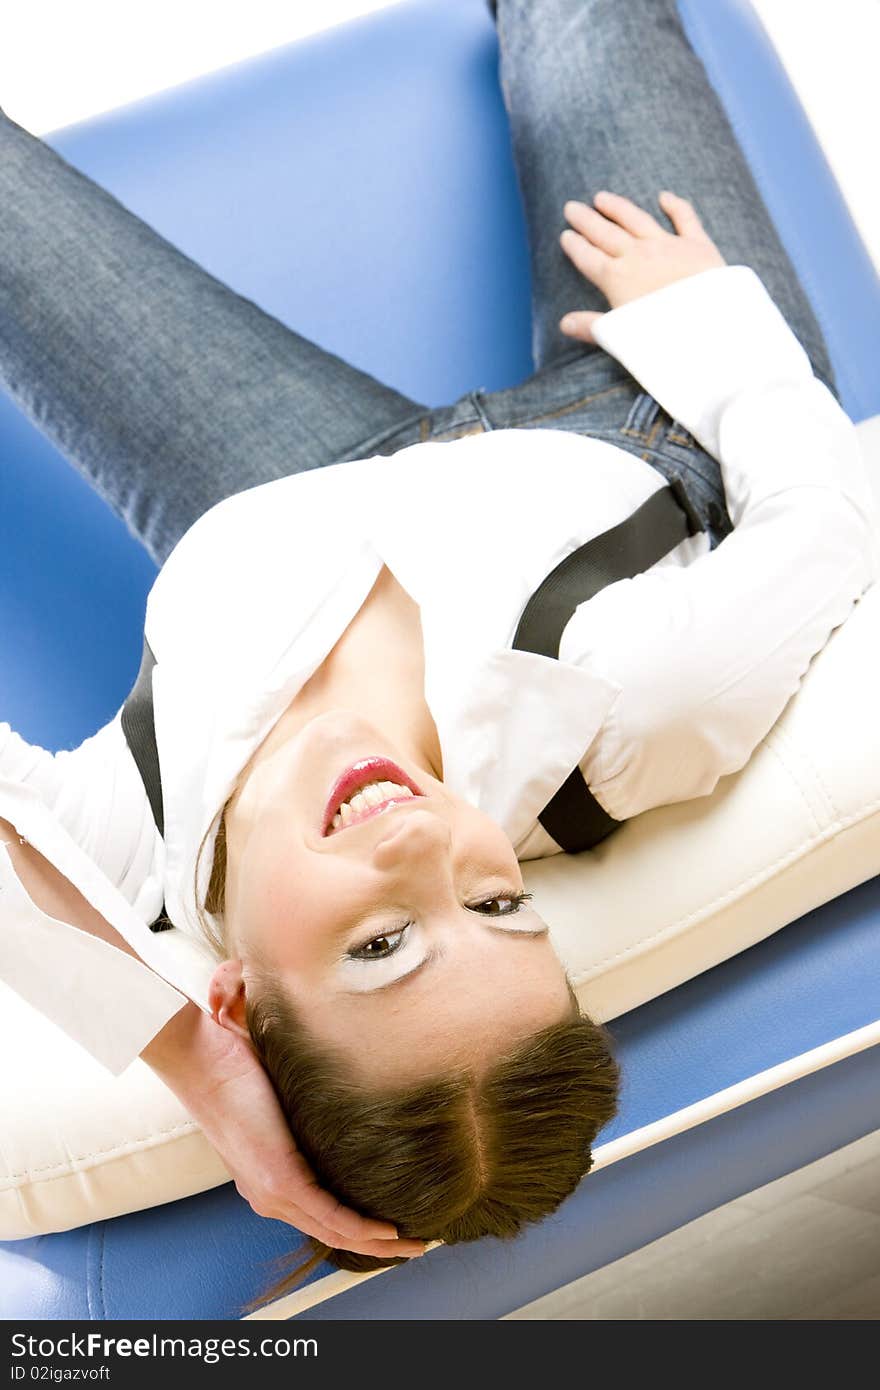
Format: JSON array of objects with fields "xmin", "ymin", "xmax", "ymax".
[{"xmin": 321, "ymin": 757, "xmax": 424, "ymax": 835}]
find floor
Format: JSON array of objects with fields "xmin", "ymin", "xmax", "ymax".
[{"xmin": 506, "ymin": 1127, "xmax": 880, "ymax": 1319}]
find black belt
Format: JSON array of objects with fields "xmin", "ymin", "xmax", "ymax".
[
  {"xmin": 122, "ymin": 475, "xmax": 704, "ymax": 925},
  {"xmin": 121, "ymin": 638, "xmax": 164, "ymax": 837},
  {"xmin": 511, "ymin": 476, "xmax": 704, "ymax": 852},
  {"xmin": 120, "ymin": 636, "xmax": 170, "ymax": 929}
]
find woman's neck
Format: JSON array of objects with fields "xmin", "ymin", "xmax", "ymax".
[{"xmin": 242, "ymin": 563, "xmax": 443, "ymax": 788}]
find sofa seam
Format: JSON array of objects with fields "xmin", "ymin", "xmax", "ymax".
[
  {"xmin": 766, "ymin": 723, "xmax": 842, "ymax": 825},
  {"xmin": 2, "ymin": 1119, "xmax": 201, "ymax": 1184},
  {"xmin": 99, "ymin": 1224, "xmax": 107, "ymax": 1320},
  {"xmin": 761, "ymin": 738, "xmax": 824, "ymax": 837}
]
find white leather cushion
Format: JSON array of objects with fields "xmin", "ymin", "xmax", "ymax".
[{"xmin": 2, "ymin": 416, "xmax": 878, "ymax": 1241}]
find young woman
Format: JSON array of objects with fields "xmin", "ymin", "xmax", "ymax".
[{"xmin": 1, "ymin": 0, "xmax": 874, "ymax": 1307}]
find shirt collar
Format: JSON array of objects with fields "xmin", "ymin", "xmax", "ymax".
[{"xmin": 425, "ymin": 640, "xmax": 620, "ymax": 850}]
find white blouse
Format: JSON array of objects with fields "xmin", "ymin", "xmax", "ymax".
[{"xmin": 2, "ymin": 265, "xmax": 876, "ymax": 1076}]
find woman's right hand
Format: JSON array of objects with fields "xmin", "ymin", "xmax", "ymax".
[
  {"xmin": 142, "ymin": 1001, "xmax": 428, "ymax": 1262},
  {"xmin": 558, "ymin": 190, "xmax": 727, "ymax": 344}
]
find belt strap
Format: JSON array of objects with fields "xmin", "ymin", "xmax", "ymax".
[
  {"xmin": 512, "ymin": 478, "xmax": 704, "ymax": 853},
  {"xmin": 120, "ymin": 636, "xmax": 173, "ymax": 930},
  {"xmin": 120, "ymin": 636, "xmax": 163, "ymax": 836}
]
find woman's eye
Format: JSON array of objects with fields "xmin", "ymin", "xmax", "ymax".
[
  {"xmin": 349, "ymin": 925, "xmax": 409, "ymax": 961},
  {"xmin": 472, "ymin": 890, "xmax": 533, "ymax": 916},
  {"xmin": 347, "ymin": 892, "xmax": 532, "ymax": 962}
]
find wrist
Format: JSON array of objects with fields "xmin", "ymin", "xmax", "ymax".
[
  {"xmin": 140, "ymin": 999, "xmax": 251, "ymax": 1096},
  {"xmin": 140, "ymin": 998, "xmax": 203, "ymax": 1070}
]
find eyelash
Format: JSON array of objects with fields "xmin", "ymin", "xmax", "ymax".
[{"xmin": 348, "ymin": 891, "xmax": 534, "ymax": 961}]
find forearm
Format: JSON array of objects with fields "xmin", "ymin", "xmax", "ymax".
[{"xmin": 140, "ymin": 994, "xmax": 242, "ymax": 1084}]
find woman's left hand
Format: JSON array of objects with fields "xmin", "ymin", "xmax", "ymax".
[{"xmin": 558, "ymin": 190, "xmax": 727, "ymax": 344}]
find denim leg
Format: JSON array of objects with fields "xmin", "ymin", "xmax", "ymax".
[
  {"xmin": 0, "ymin": 110, "xmax": 427, "ymax": 568},
  {"xmin": 493, "ymin": 0, "xmax": 838, "ymax": 398}
]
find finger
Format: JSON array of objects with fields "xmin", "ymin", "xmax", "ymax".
[
  {"xmin": 559, "ymin": 228, "xmax": 610, "ymax": 292},
  {"xmin": 285, "ymin": 1210, "xmax": 427, "ymax": 1259},
  {"xmin": 273, "ymin": 1145, "xmax": 401, "ymax": 1241},
  {"xmin": 314, "ymin": 1196, "xmax": 400, "ymax": 1244},
  {"xmin": 592, "ymin": 190, "xmax": 664, "ymax": 238},
  {"xmin": 658, "ymin": 190, "xmax": 708, "ymax": 240},
  {"xmin": 289, "ymin": 1174, "xmax": 400, "ymax": 1243},
  {"xmin": 563, "ymin": 201, "xmax": 628, "ymax": 256},
  {"xmin": 559, "ymin": 309, "xmax": 604, "ymax": 346}
]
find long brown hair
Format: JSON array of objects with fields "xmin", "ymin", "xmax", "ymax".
[{"xmin": 194, "ymin": 805, "xmax": 620, "ymax": 1314}]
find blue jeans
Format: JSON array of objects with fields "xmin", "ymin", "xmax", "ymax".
[{"xmin": 0, "ymin": 0, "xmax": 836, "ymax": 568}]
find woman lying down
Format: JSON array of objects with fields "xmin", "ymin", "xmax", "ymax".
[{"xmin": 0, "ymin": 0, "xmax": 875, "ymax": 1312}]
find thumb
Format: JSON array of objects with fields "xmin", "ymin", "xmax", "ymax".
[{"xmin": 559, "ymin": 310, "xmax": 604, "ymax": 345}]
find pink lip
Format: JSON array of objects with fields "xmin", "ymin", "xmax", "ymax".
[{"xmin": 321, "ymin": 757, "xmax": 424, "ymax": 836}]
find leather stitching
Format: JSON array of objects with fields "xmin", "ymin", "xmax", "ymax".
[
  {"xmin": 767, "ymin": 724, "xmax": 842, "ymax": 826},
  {"xmin": 763, "ymin": 740, "xmax": 824, "ymax": 838},
  {"xmin": 3, "ymin": 1120, "xmax": 200, "ymax": 1182},
  {"xmin": 99, "ymin": 1225, "xmax": 107, "ymax": 1320}
]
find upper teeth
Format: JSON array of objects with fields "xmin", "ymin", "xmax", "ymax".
[{"xmin": 331, "ymin": 780, "xmax": 415, "ymax": 831}]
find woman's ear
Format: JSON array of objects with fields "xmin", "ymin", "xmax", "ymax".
[{"xmin": 207, "ymin": 958, "xmax": 251, "ymax": 1040}]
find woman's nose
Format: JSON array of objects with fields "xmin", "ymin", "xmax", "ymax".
[{"xmin": 371, "ymin": 806, "xmax": 452, "ymax": 864}]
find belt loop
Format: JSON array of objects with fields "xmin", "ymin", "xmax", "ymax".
[
  {"xmin": 468, "ymin": 388, "xmax": 495, "ymax": 432},
  {"xmin": 622, "ymin": 391, "xmax": 660, "ymax": 439}
]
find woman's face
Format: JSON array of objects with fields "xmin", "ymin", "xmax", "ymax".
[{"xmin": 221, "ymin": 708, "xmax": 574, "ymax": 1085}]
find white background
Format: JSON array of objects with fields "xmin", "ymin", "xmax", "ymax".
[{"xmin": 1, "ymin": 0, "xmax": 877, "ymax": 270}]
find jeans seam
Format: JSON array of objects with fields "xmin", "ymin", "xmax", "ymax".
[
  {"xmin": 509, "ymin": 381, "xmax": 629, "ymax": 427},
  {"xmin": 341, "ymin": 404, "xmax": 430, "ymax": 460},
  {"xmin": 678, "ymin": 0, "xmax": 840, "ymax": 405},
  {"xmin": 431, "ymin": 419, "xmax": 485, "ymax": 441}
]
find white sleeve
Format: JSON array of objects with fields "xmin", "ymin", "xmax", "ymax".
[
  {"xmin": 0, "ymin": 714, "xmax": 193, "ymax": 1076},
  {"xmin": 0, "ymin": 710, "xmax": 164, "ymax": 903},
  {"xmin": 575, "ymin": 265, "xmax": 879, "ymax": 820}
]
